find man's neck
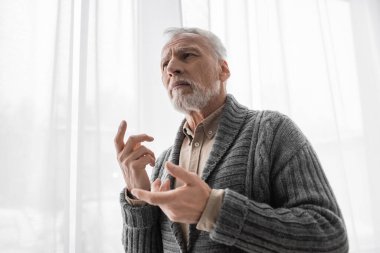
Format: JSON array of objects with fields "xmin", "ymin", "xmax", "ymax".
[{"xmin": 185, "ymin": 95, "xmax": 226, "ymax": 131}]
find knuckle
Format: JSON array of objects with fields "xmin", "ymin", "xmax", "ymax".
[
  {"xmin": 165, "ymin": 211, "xmax": 174, "ymax": 220},
  {"xmin": 128, "ymin": 134, "xmax": 140, "ymax": 142},
  {"xmin": 139, "ymin": 146, "xmax": 151, "ymax": 155},
  {"xmin": 140, "ymin": 145, "xmax": 148, "ymax": 151},
  {"xmin": 137, "ymin": 156, "xmax": 150, "ymax": 166},
  {"xmin": 140, "ymin": 155, "xmax": 150, "ymax": 163},
  {"xmin": 134, "ymin": 145, "xmax": 144, "ymax": 153},
  {"xmin": 169, "ymin": 213, "xmax": 179, "ymax": 222}
]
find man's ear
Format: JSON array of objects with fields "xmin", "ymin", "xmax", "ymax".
[{"xmin": 219, "ymin": 60, "xmax": 230, "ymax": 82}]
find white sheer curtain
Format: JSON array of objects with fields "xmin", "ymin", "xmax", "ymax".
[
  {"xmin": 0, "ymin": 0, "xmax": 72, "ymax": 252},
  {"xmin": 0, "ymin": 0, "xmax": 182, "ymax": 252},
  {"xmin": 181, "ymin": 0, "xmax": 380, "ymax": 252},
  {"xmin": 1, "ymin": 0, "xmax": 379, "ymax": 252}
]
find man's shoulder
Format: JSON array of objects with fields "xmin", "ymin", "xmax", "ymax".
[
  {"xmin": 243, "ymin": 109, "xmax": 307, "ymax": 148},
  {"xmin": 243, "ymin": 109, "xmax": 291, "ymax": 129},
  {"xmin": 224, "ymin": 95, "xmax": 290, "ymax": 126},
  {"xmin": 251, "ymin": 109, "xmax": 287, "ymax": 122}
]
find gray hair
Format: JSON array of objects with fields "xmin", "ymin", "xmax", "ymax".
[{"xmin": 164, "ymin": 27, "xmax": 227, "ymax": 60}]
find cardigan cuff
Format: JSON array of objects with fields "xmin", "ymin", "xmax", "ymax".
[
  {"xmin": 120, "ymin": 190, "xmax": 159, "ymax": 228},
  {"xmin": 209, "ymin": 188, "xmax": 249, "ymax": 246},
  {"xmin": 124, "ymin": 188, "xmax": 147, "ymax": 206}
]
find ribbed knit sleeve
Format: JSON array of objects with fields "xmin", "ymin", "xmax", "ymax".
[
  {"xmin": 119, "ymin": 149, "xmax": 171, "ymax": 253},
  {"xmin": 209, "ymin": 113, "xmax": 348, "ymax": 253},
  {"xmin": 120, "ymin": 191, "xmax": 163, "ymax": 253}
]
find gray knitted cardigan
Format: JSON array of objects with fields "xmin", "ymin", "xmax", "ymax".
[{"xmin": 120, "ymin": 94, "xmax": 348, "ymax": 253}]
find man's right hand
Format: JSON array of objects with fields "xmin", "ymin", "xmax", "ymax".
[{"xmin": 114, "ymin": 120, "xmax": 155, "ymax": 192}]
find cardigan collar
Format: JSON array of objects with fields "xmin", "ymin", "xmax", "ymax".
[
  {"xmin": 169, "ymin": 94, "xmax": 249, "ymax": 172},
  {"xmin": 167, "ymin": 94, "xmax": 250, "ymax": 252}
]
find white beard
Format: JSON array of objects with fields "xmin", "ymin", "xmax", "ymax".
[{"xmin": 170, "ymin": 80, "xmax": 221, "ymax": 114}]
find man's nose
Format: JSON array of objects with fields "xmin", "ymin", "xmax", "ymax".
[{"xmin": 166, "ymin": 58, "xmax": 183, "ymax": 76}]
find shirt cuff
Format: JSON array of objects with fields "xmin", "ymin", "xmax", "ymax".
[
  {"xmin": 196, "ymin": 189, "xmax": 225, "ymax": 232},
  {"xmin": 124, "ymin": 188, "xmax": 147, "ymax": 206}
]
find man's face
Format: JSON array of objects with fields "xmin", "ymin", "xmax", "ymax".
[{"xmin": 161, "ymin": 33, "xmax": 224, "ymax": 113}]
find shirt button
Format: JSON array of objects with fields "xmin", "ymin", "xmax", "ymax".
[
  {"xmin": 208, "ymin": 130, "xmax": 213, "ymax": 135},
  {"xmin": 194, "ymin": 142, "xmax": 200, "ymax": 147}
]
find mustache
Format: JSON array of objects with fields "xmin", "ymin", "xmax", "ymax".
[{"xmin": 169, "ymin": 78, "xmax": 196, "ymax": 90}]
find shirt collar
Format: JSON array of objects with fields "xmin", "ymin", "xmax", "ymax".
[{"xmin": 182, "ymin": 103, "xmax": 225, "ymax": 142}]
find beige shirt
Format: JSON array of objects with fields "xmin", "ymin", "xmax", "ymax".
[
  {"xmin": 178, "ymin": 105, "xmax": 225, "ymax": 243},
  {"xmin": 125, "ymin": 105, "xmax": 225, "ymax": 241}
]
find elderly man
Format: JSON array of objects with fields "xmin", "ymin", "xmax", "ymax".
[{"xmin": 114, "ymin": 27, "xmax": 348, "ymax": 253}]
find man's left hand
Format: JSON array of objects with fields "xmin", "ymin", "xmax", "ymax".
[{"xmin": 131, "ymin": 161, "xmax": 211, "ymax": 224}]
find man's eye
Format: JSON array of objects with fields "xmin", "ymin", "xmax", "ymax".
[
  {"xmin": 162, "ymin": 62, "xmax": 168, "ymax": 69},
  {"xmin": 183, "ymin": 53, "xmax": 195, "ymax": 59}
]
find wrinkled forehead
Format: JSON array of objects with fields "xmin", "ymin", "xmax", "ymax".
[{"xmin": 161, "ymin": 33, "xmax": 213, "ymax": 58}]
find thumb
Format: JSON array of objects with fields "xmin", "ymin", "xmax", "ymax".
[{"xmin": 130, "ymin": 188, "xmax": 146, "ymax": 200}]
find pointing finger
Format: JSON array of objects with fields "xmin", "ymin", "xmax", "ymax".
[
  {"xmin": 114, "ymin": 120, "xmax": 127, "ymax": 153},
  {"xmin": 124, "ymin": 134, "xmax": 154, "ymax": 154},
  {"xmin": 131, "ymin": 188, "xmax": 175, "ymax": 205},
  {"xmin": 151, "ymin": 178, "xmax": 161, "ymax": 192},
  {"xmin": 165, "ymin": 162, "xmax": 196, "ymax": 185}
]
